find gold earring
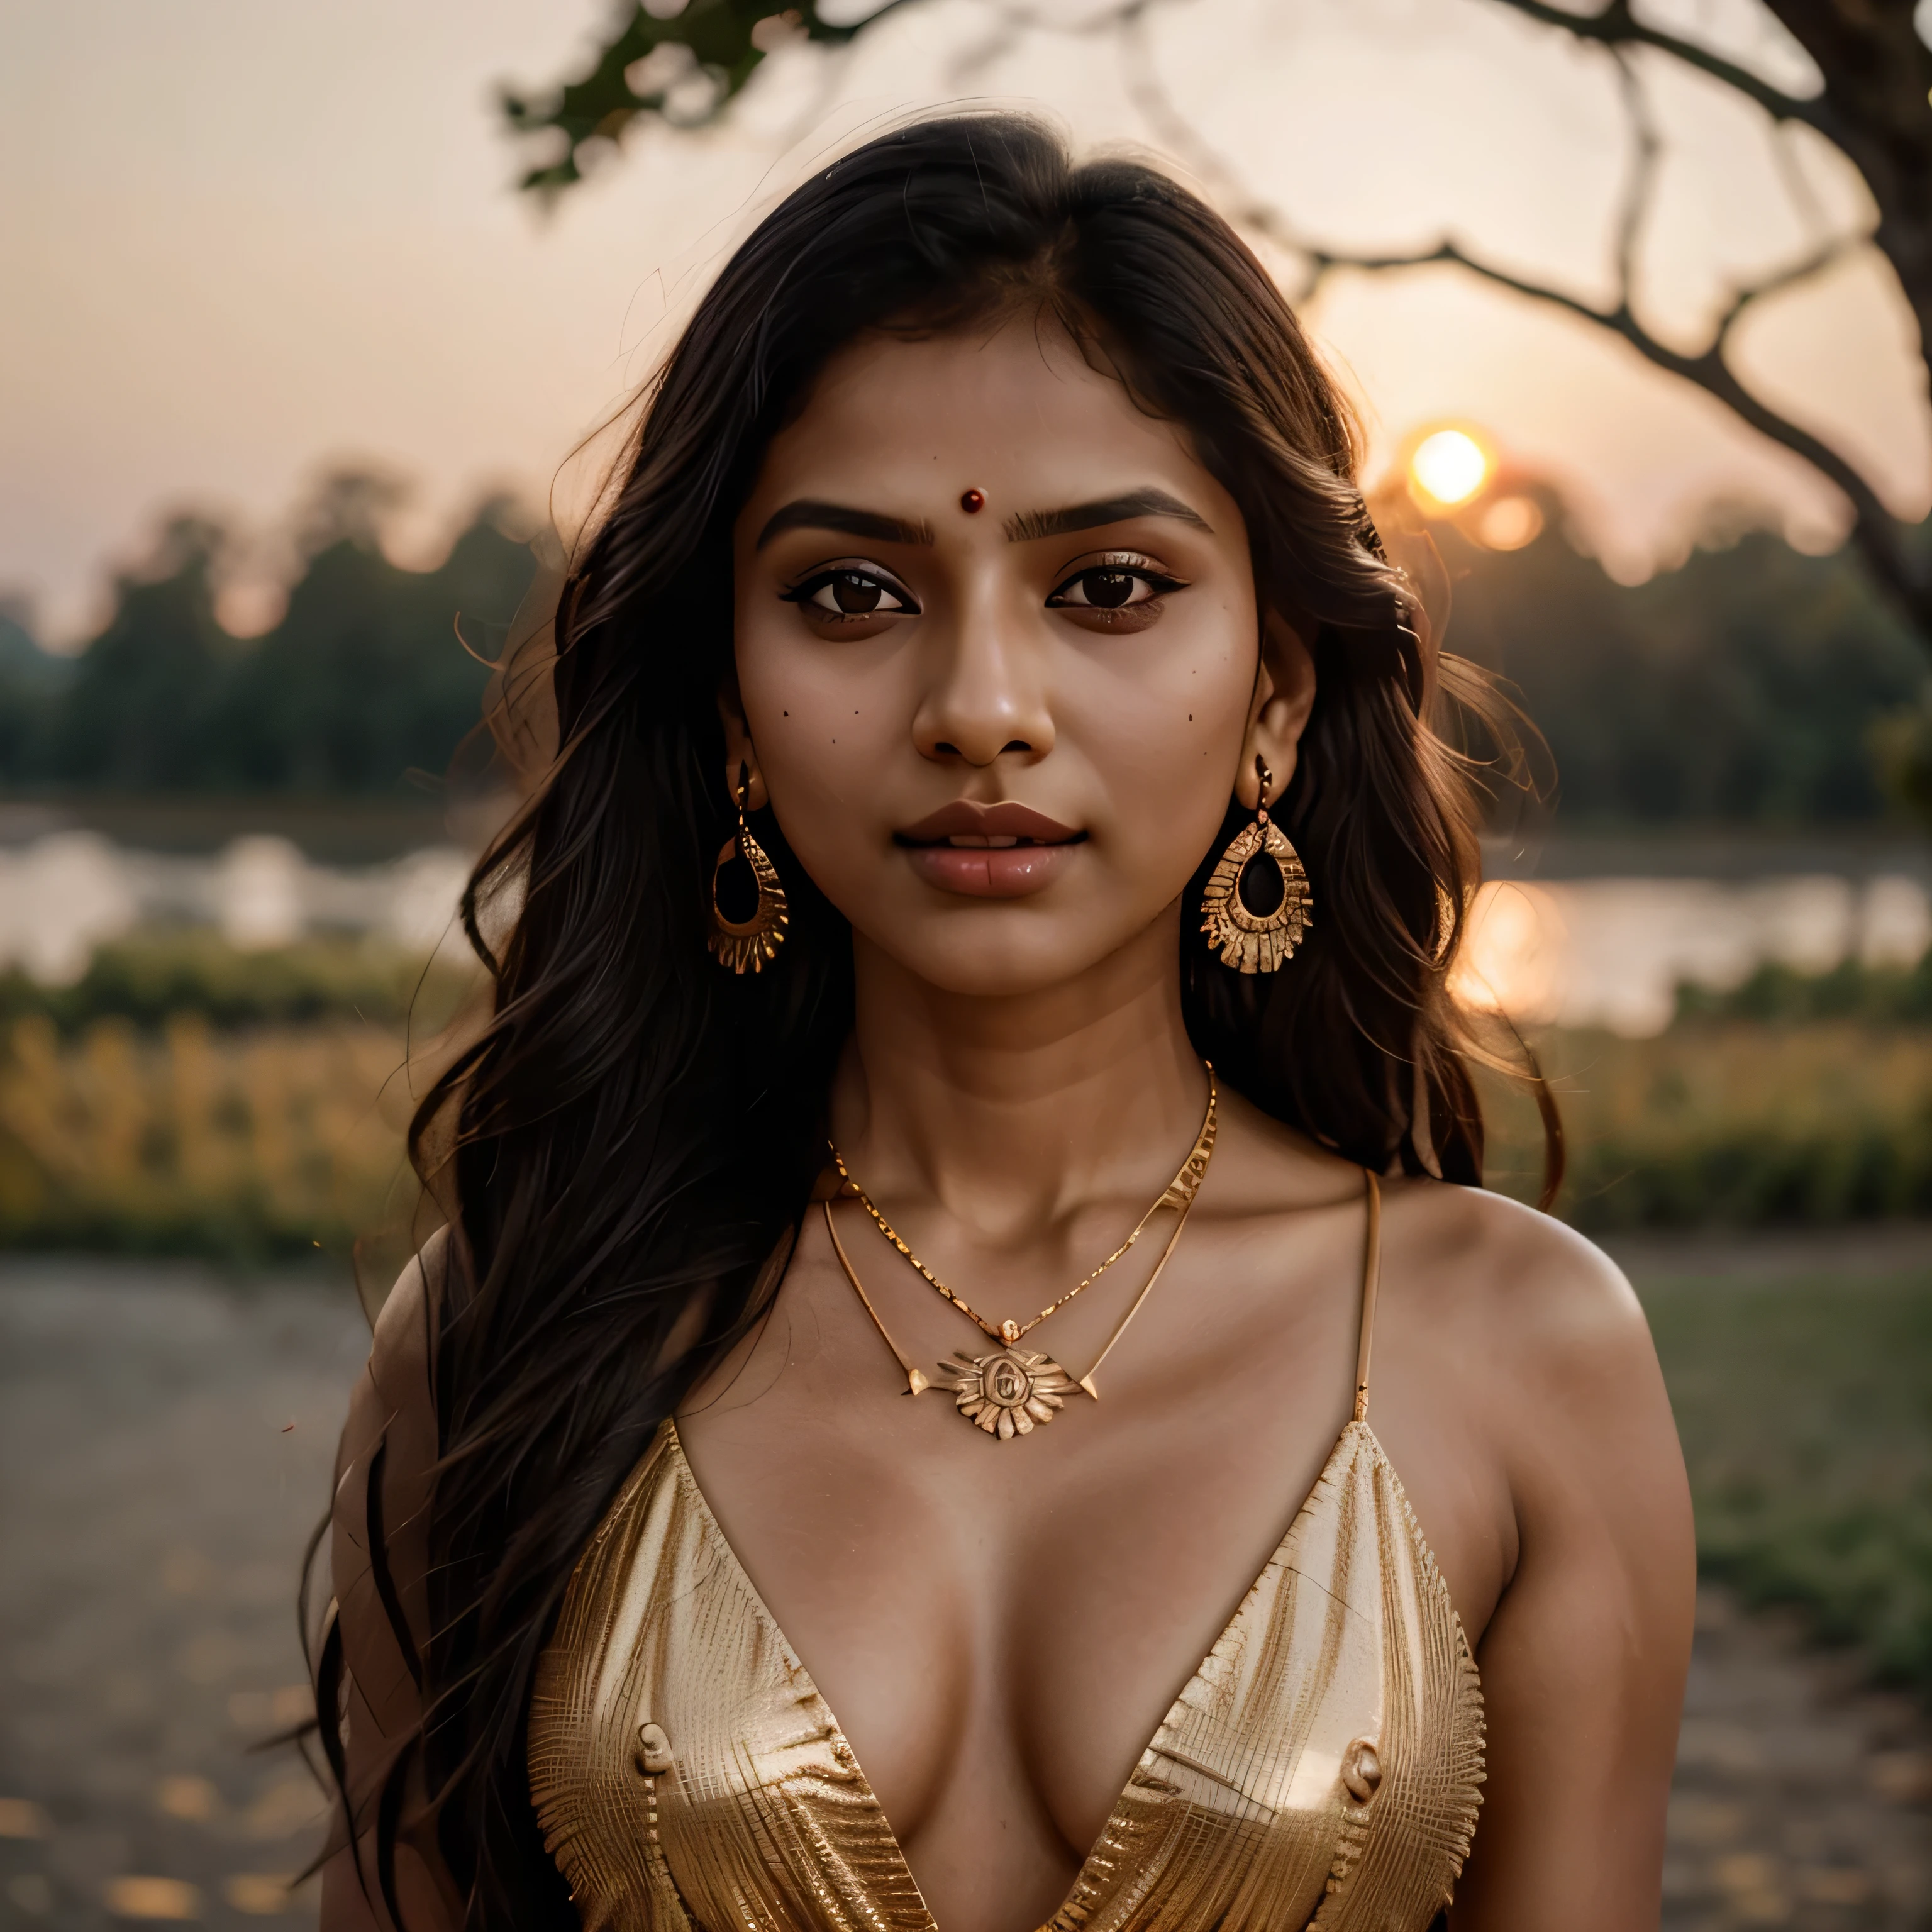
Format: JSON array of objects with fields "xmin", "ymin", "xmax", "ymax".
[
  {"xmin": 1201, "ymin": 755, "xmax": 1313, "ymax": 974},
  {"xmin": 708, "ymin": 763, "xmax": 789, "ymax": 974}
]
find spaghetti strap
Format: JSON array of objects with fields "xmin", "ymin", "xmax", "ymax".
[{"xmin": 1352, "ymin": 1170, "xmax": 1382, "ymax": 1424}]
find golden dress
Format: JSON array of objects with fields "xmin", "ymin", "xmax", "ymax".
[{"xmin": 528, "ymin": 1175, "xmax": 1485, "ymax": 1929}]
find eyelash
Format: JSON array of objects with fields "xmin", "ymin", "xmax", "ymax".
[
  {"xmin": 779, "ymin": 552, "xmax": 1189, "ymax": 623},
  {"xmin": 779, "ymin": 566, "xmax": 919, "ymax": 621},
  {"xmin": 1045, "ymin": 553, "xmax": 1189, "ymax": 611}
]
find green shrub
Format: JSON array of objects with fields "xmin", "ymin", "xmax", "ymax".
[
  {"xmin": 1675, "ymin": 953, "xmax": 1932, "ymax": 1026},
  {"xmin": 1641, "ymin": 1266, "xmax": 1932, "ymax": 1692},
  {"xmin": 0, "ymin": 930, "xmax": 479, "ymax": 1036},
  {"xmin": 1481, "ymin": 1022, "xmax": 1932, "ymax": 1228}
]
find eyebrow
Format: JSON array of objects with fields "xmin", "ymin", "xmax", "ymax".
[
  {"xmin": 1003, "ymin": 487, "xmax": 1211, "ymax": 543},
  {"xmin": 755, "ymin": 499, "xmax": 935, "ymax": 551}
]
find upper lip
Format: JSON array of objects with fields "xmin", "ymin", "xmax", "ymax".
[{"xmin": 895, "ymin": 801, "xmax": 1084, "ymax": 845}]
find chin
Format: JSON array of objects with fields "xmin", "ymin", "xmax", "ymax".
[{"xmin": 860, "ymin": 912, "xmax": 1163, "ymax": 999}]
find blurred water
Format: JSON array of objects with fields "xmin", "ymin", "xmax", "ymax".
[
  {"xmin": 0, "ymin": 835, "xmax": 474, "ymax": 982},
  {"xmin": 1458, "ymin": 872, "xmax": 1932, "ymax": 1036},
  {"xmin": 1, "ymin": 830, "xmax": 1928, "ymax": 1034}
]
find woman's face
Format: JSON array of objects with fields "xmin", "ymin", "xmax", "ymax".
[{"xmin": 729, "ymin": 315, "xmax": 1308, "ymax": 998}]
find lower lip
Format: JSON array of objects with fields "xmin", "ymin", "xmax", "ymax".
[{"xmin": 901, "ymin": 841, "xmax": 1081, "ymax": 898}]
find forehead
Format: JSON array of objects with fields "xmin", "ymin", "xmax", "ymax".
[{"xmin": 745, "ymin": 316, "xmax": 1235, "ymax": 524}]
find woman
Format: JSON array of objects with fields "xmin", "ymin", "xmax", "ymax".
[{"xmin": 318, "ymin": 114, "xmax": 1694, "ymax": 1931}]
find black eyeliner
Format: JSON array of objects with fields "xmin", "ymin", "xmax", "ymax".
[
  {"xmin": 1045, "ymin": 563, "xmax": 1189, "ymax": 606},
  {"xmin": 779, "ymin": 565, "xmax": 921, "ymax": 614}
]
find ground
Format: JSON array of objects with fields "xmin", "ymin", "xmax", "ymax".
[{"xmin": 0, "ymin": 1254, "xmax": 1926, "ymax": 1929}]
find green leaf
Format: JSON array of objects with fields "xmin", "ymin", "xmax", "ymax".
[{"xmin": 500, "ymin": 1, "xmax": 914, "ymax": 196}]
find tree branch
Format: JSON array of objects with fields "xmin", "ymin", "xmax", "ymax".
[
  {"xmin": 1607, "ymin": 47, "xmax": 1659, "ymax": 311},
  {"xmin": 502, "ymin": 0, "xmax": 931, "ymax": 193},
  {"xmin": 1121, "ymin": 0, "xmax": 1932, "ymax": 637},
  {"xmin": 504, "ymin": 0, "xmax": 1932, "ymax": 640},
  {"xmin": 1482, "ymin": 0, "xmax": 1838, "ymax": 138}
]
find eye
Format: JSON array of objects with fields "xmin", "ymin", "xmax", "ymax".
[
  {"xmin": 1046, "ymin": 557, "xmax": 1187, "ymax": 611},
  {"xmin": 780, "ymin": 567, "xmax": 918, "ymax": 619}
]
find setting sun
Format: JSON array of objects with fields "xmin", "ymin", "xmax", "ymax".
[{"xmin": 1409, "ymin": 428, "xmax": 1490, "ymax": 507}]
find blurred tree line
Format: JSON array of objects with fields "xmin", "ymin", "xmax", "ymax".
[
  {"xmin": 0, "ymin": 475, "xmax": 535, "ymax": 794},
  {"xmin": 0, "ymin": 472, "xmax": 1921, "ymax": 820},
  {"xmin": 1433, "ymin": 499, "xmax": 1924, "ymax": 824}
]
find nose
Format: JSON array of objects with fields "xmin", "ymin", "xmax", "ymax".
[{"xmin": 911, "ymin": 590, "xmax": 1055, "ymax": 769}]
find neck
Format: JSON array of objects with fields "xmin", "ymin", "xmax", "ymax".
[{"xmin": 830, "ymin": 906, "xmax": 1209, "ymax": 1244}]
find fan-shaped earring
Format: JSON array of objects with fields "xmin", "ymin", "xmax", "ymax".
[
  {"xmin": 1200, "ymin": 755, "xmax": 1313, "ymax": 974},
  {"xmin": 708, "ymin": 763, "xmax": 789, "ymax": 974}
]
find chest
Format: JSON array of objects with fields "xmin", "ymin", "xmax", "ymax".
[
  {"xmin": 672, "ymin": 1197, "xmax": 1499, "ymax": 1877},
  {"xmin": 696, "ymin": 1231, "xmax": 1366, "ymax": 1802},
  {"xmin": 528, "ymin": 1197, "xmax": 1508, "ymax": 1931},
  {"xmin": 528, "ymin": 1413, "xmax": 1485, "ymax": 1932}
]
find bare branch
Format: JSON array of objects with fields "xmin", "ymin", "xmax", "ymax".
[
  {"xmin": 1709, "ymin": 227, "xmax": 1862, "ymax": 342},
  {"xmin": 1475, "ymin": 1, "xmax": 1927, "ymax": 634},
  {"xmin": 504, "ymin": 0, "xmax": 1931, "ymax": 639},
  {"xmin": 1608, "ymin": 46, "xmax": 1659, "ymax": 314},
  {"xmin": 1118, "ymin": 4, "xmax": 1320, "ymax": 285},
  {"xmin": 1119, "ymin": 0, "xmax": 1928, "ymax": 627},
  {"xmin": 1482, "ymin": 0, "xmax": 1837, "ymax": 138}
]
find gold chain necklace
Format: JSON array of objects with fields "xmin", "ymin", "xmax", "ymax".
[{"xmin": 824, "ymin": 1070, "xmax": 1218, "ymax": 1439}]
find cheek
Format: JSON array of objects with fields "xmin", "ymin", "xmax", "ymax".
[
  {"xmin": 1073, "ymin": 621, "xmax": 1256, "ymax": 854},
  {"xmin": 733, "ymin": 619, "xmax": 907, "ymax": 836}
]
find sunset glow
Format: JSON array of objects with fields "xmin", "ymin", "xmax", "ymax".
[{"xmin": 1409, "ymin": 429, "xmax": 1491, "ymax": 507}]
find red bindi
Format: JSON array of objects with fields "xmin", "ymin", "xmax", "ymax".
[{"xmin": 959, "ymin": 489, "xmax": 985, "ymax": 514}]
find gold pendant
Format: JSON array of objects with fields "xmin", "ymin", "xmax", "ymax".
[{"xmin": 941, "ymin": 1346, "xmax": 1078, "ymax": 1440}]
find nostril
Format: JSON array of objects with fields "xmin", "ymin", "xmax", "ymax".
[
  {"xmin": 1001, "ymin": 740, "xmax": 1031, "ymax": 754},
  {"xmin": 934, "ymin": 741, "xmax": 960, "ymax": 755}
]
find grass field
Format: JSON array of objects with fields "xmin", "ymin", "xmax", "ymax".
[
  {"xmin": 8, "ymin": 934, "xmax": 1932, "ymax": 1248},
  {"xmin": 1635, "ymin": 1256, "xmax": 1932, "ymax": 1695},
  {"xmin": 0, "ymin": 1013, "xmax": 416, "ymax": 1257},
  {"xmin": 0, "ymin": 936, "xmax": 480, "ymax": 1258}
]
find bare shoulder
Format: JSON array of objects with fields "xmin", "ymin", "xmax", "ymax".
[
  {"xmin": 1378, "ymin": 1189, "xmax": 1694, "ymax": 1922},
  {"xmin": 1380, "ymin": 1176, "xmax": 1655, "ymax": 1401},
  {"xmin": 1209, "ymin": 1096, "xmax": 1659, "ymax": 1427},
  {"xmin": 1378, "ymin": 1176, "xmax": 1689, "ymax": 1600}
]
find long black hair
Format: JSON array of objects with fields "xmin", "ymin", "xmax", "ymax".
[{"xmin": 319, "ymin": 110, "xmax": 1557, "ymax": 1925}]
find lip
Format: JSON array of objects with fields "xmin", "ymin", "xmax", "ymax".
[
  {"xmin": 896, "ymin": 801, "xmax": 1082, "ymax": 845},
  {"xmin": 895, "ymin": 800, "xmax": 1085, "ymax": 899}
]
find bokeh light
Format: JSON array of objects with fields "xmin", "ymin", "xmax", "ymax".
[
  {"xmin": 1477, "ymin": 494, "xmax": 1545, "ymax": 550},
  {"xmin": 1409, "ymin": 428, "xmax": 1491, "ymax": 507}
]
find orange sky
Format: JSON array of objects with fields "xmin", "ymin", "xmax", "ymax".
[{"xmin": 3, "ymin": 0, "xmax": 1926, "ymax": 641}]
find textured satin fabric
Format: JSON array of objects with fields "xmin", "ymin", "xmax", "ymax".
[{"xmin": 528, "ymin": 1411, "xmax": 1484, "ymax": 1930}]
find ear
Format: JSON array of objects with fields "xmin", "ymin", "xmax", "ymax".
[
  {"xmin": 715, "ymin": 676, "xmax": 769, "ymax": 811},
  {"xmin": 1235, "ymin": 609, "xmax": 1317, "ymax": 810}
]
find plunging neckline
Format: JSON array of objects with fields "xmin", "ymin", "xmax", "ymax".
[{"xmin": 662, "ymin": 1410, "xmax": 1429, "ymax": 1930}]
